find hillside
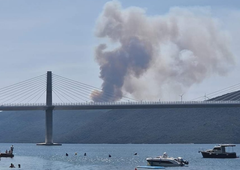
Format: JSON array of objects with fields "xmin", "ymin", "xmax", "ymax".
[{"xmin": 0, "ymin": 107, "xmax": 239, "ymax": 144}]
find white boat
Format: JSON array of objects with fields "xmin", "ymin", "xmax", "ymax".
[{"xmin": 146, "ymin": 152, "xmax": 188, "ymax": 167}]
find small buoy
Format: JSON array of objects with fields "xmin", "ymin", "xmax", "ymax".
[
  {"xmin": 66, "ymin": 153, "xmax": 68, "ymax": 156},
  {"xmin": 84, "ymin": 153, "xmax": 86, "ymax": 156},
  {"xmin": 75, "ymin": 152, "xmax": 77, "ymax": 155},
  {"xmin": 109, "ymin": 154, "xmax": 111, "ymax": 158},
  {"xmin": 135, "ymin": 168, "xmax": 137, "ymax": 170}
]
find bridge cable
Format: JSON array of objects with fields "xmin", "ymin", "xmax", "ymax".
[{"xmin": 52, "ymin": 73, "xmax": 136, "ymax": 102}]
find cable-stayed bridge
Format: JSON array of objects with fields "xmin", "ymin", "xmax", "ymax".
[{"xmin": 1, "ymin": 71, "xmax": 240, "ymax": 145}]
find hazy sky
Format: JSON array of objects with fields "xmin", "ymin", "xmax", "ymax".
[{"xmin": 0, "ymin": 0, "xmax": 240, "ymax": 101}]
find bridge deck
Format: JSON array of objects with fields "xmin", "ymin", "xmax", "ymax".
[{"xmin": 0, "ymin": 101, "xmax": 239, "ymax": 111}]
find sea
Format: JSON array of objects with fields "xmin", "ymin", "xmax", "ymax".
[{"xmin": 0, "ymin": 143, "xmax": 239, "ymax": 170}]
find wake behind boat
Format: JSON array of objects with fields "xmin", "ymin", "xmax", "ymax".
[
  {"xmin": 199, "ymin": 144, "xmax": 237, "ymax": 158},
  {"xmin": 146, "ymin": 152, "xmax": 188, "ymax": 167}
]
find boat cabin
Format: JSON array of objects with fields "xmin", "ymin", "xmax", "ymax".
[{"xmin": 210, "ymin": 144, "xmax": 236, "ymax": 153}]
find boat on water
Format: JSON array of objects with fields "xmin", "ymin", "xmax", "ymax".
[
  {"xmin": 146, "ymin": 152, "xmax": 189, "ymax": 167},
  {"xmin": 136, "ymin": 165, "xmax": 165, "ymax": 169},
  {"xmin": 0, "ymin": 145, "xmax": 14, "ymax": 158},
  {"xmin": 199, "ymin": 144, "xmax": 237, "ymax": 158},
  {"xmin": 0, "ymin": 152, "xmax": 14, "ymax": 158}
]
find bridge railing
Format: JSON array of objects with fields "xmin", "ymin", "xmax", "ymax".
[
  {"xmin": 0, "ymin": 103, "xmax": 46, "ymax": 106},
  {"xmin": 0, "ymin": 100, "xmax": 239, "ymax": 107},
  {"xmin": 53, "ymin": 100, "xmax": 240, "ymax": 106},
  {"xmin": 53, "ymin": 100, "xmax": 240, "ymax": 105}
]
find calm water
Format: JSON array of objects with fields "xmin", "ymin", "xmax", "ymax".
[{"xmin": 0, "ymin": 143, "xmax": 240, "ymax": 170}]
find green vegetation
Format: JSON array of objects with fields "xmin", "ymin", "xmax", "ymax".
[{"xmin": 0, "ymin": 108, "xmax": 239, "ymax": 144}]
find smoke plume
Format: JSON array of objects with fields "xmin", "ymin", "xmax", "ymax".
[{"xmin": 91, "ymin": 1, "xmax": 235, "ymax": 102}]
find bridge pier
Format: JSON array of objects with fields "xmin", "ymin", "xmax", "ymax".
[{"xmin": 37, "ymin": 71, "xmax": 61, "ymax": 146}]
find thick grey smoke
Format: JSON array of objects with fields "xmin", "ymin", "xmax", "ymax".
[{"xmin": 91, "ymin": 1, "xmax": 235, "ymax": 101}]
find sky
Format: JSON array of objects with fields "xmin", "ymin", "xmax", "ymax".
[{"xmin": 0, "ymin": 0, "xmax": 240, "ymax": 102}]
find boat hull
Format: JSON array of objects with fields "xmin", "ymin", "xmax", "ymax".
[
  {"xmin": 201, "ymin": 152, "xmax": 237, "ymax": 158},
  {"xmin": 147, "ymin": 160, "xmax": 184, "ymax": 167},
  {"xmin": 0, "ymin": 153, "xmax": 14, "ymax": 158}
]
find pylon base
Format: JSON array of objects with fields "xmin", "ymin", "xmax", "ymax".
[{"xmin": 36, "ymin": 143, "xmax": 62, "ymax": 146}]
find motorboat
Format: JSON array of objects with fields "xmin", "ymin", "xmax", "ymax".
[
  {"xmin": 0, "ymin": 152, "xmax": 14, "ymax": 158},
  {"xmin": 0, "ymin": 145, "xmax": 14, "ymax": 158},
  {"xmin": 199, "ymin": 144, "xmax": 237, "ymax": 158},
  {"xmin": 146, "ymin": 152, "xmax": 189, "ymax": 167}
]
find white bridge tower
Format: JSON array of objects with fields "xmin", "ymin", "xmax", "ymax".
[{"xmin": 37, "ymin": 71, "xmax": 61, "ymax": 146}]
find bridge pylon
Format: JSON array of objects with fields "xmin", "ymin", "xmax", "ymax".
[{"xmin": 37, "ymin": 71, "xmax": 61, "ymax": 146}]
